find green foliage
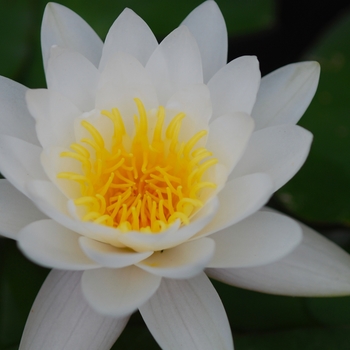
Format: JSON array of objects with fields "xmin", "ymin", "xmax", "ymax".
[{"xmin": 277, "ymin": 9, "xmax": 350, "ymax": 225}]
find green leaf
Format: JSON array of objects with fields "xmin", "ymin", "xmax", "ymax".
[
  {"xmin": 235, "ymin": 327, "xmax": 350, "ymax": 350},
  {"xmin": 0, "ymin": 0, "xmax": 36, "ymax": 80},
  {"xmin": 276, "ymin": 9, "xmax": 350, "ymax": 224},
  {"xmin": 305, "ymin": 296, "xmax": 350, "ymax": 326},
  {"xmin": 0, "ymin": 239, "xmax": 48, "ymax": 349},
  {"xmin": 212, "ymin": 280, "xmax": 314, "ymax": 331},
  {"xmin": 41, "ymin": 0, "xmax": 275, "ymax": 39}
]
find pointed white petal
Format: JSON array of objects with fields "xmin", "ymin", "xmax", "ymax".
[
  {"xmin": 0, "ymin": 135, "xmax": 47, "ymax": 196},
  {"xmin": 207, "ymin": 221, "xmax": 350, "ymax": 296},
  {"xmin": 0, "ymin": 179, "xmax": 46, "ymax": 239},
  {"xmin": 18, "ymin": 219, "xmax": 98, "ymax": 270},
  {"xmin": 208, "ymin": 211, "xmax": 302, "ymax": 268},
  {"xmin": 206, "ymin": 112, "xmax": 254, "ymax": 174},
  {"xmin": 137, "ymin": 238, "xmax": 215, "ymax": 279},
  {"xmin": 0, "ymin": 76, "xmax": 38, "ymax": 145},
  {"xmin": 208, "ymin": 56, "xmax": 260, "ymax": 119},
  {"xmin": 252, "ymin": 62, "xmax": 320, "ymax": 130},
  {"xmin": 182, "ymin": 0, "xmax": 227, "ymax": 83},
  {"xmin": 99, "ymin": 8, "xmax": 158, "ymax": 71},
  {"xmin": 96, "ymin": 52, "xmax": 158, "ymax": 132},
  {"xmin": 139, "ymin": 273, "xmax": 233, "ymax": 350},
  {"xmin": 46, "ymin": 46, "xmax": 99, "ymax": 112},
  {"xmin": 194, "ymin": 173, "xmax": 273, "ymax": 239},
  {"xmin": 229, "ymin": 124, "xmax": 313, "ymax": 191},
  {"xmin": 165, "ymin": 84, "xmax": 212, "ymax": 138},
  {"xmin": 146, "ymin": 26, "xmax": 203, "ymax": 104},
  {"xmin": 117, "ymin": 197, "xmax": 218, "ymax": 252},
  {"xmin": 79, "ymin": 236, "xmax": 153, "ymax": 268},
  {"xmin": 81, "ymin": 266, "xmax": 161, "ymax": 317},
  {"xmin": 41, "ymin": 3, "xmax": 103, "ymax": 73},
  {"xmin": 19, "ymin": 270, "xmax": 128, "ymax": 350},
  {"xmin": 26, "ymin": 89, "xmax": 80, "ymax": 149}
]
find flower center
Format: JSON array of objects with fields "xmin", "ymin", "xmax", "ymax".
[{"xmin": 57, "ymin": 98, "xmax": 217, "ymax": 233}]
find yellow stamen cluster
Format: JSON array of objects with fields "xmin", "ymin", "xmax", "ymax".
[{"xmin": 57, "ymin": 98, "xmax": 217, "ymax": 233}]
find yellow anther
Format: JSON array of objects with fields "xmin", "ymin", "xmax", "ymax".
[
  {"xmin": 166, "ymin": 112, "xmax": 185, "ymax": 139},
  {"xmin": 183, "ymin": 130, "xmax": 207, "ymax": 158},
  {"xmin": 81, "ymin": 120, "xmax": 105, "ymax": 149}
]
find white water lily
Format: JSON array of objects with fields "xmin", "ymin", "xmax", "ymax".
[{"xmin": 1, "ymin": 1, "xmax": 350, "ymax": 349}]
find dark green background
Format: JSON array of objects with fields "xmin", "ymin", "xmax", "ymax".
[{"xmin": 1, "ymin": 0, "xmax": 350, "ymax": 349}]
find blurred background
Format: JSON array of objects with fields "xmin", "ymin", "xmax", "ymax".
[{"xmin": 1, "ymin": 0, "xmax": 350, "ymax": 349}]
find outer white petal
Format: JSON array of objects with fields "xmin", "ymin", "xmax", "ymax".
[
  {"xmin": 46, "ymin": 46, "xmax": 100, "ymax": 112},
  {"xmin": 117, "ymin": 197, "xmax": 219, "ymax": 252},
  {"xmin": 26, "ymin": 88, "xmax": 81, "ymax": 149},
  {"xmin": 18, "ymin": 219, "xmax": 98, "ymax": 270},
  {"xmin": 79, "ymin": 236, "xmax": 153, "ymax": 268},
  {"xmin": 208, "ymin": 56, "xmax": 260, "ymax": 119},
  {"xmin": 81, "ymin": 266, "xmax": 161, "ymax": 317},
  {"xmin": 99, "ymin": 8, "xmax": 158, "ymax": 71},
  {"xmin": 252, "ymin": 62, "xmax": 320, "ymax": 130},
  {"xmin": 206, "ymin": 112, "xmax": 254, "ymax": 174},
  {"xmin": 229, "ymin": 124, "xmax": 313, "ymax": 191},
  {"xmin": 207, "ymin": 221, "xmax": 350, "ymax": 296},
  {"xmin": 193, "ymin": 173, "xmax": 273, "ymax": 239},
  {"xmin": 137, "ymin": 238, "xmax": 215, "ymax": 279},
  {"xmin": 0, "ymin": 180, "xmax": 46, "ymax": 239},
  {"xmin": 41, "ymin": 3, "xmax": 103, "ymax": 73},
  {"xmin": 19, "ymin": 270, "xmax": 129, "ymax": 350},
  {"xmin": 139, "ymin": 273, "xmax": 233, "ymax": 350},
  {"xmin": 182, "ymin": 0, "xmax": 227, "ymax": 83},
  {"xmin": 146, "ymin": 26, "xmax": 203, "ymax": 104},
  {"xmin": 208, "ymin": 211, "xmax": 302, "ymax": 268},
  {"xmin": 0, "ymin": 76, "xmax": 39, "ymax": 145},
  {"xmin": 0, "ymin": 135, "xmax": 47, "ymax": 196}
]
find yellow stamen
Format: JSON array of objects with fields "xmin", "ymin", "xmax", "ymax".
[{"xmin": 57, "ymin": 98, "xmax": 217, "ymax": 233}]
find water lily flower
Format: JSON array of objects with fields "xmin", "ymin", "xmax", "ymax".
[{"xmin": 1, "ymin": 1, "xmax": 350, "ymax": 349}]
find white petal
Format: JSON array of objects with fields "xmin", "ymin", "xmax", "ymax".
[
  {"xmin": 41, "ymin": 3, "xmax": 103, "ymax": 73},
  {"xmin": 41, "ymin": 146, "xmax": 83, "ymax": 199},
  {"xmin": 117, "ymin": 197, "xmax": 219, "ymax": 252},
  {"xmin": 18, "ymin": 219, "xmax": 98, "ymax": 270},
  {"xmin": 99, "ymin": 8, "xmax": 158, "ymax": 71},
  {"xmin": 208, "ymin": 211, "xmax": 302, "ymax": 268},
  {"xmin": 146, "ymin": 26, "xmax": 203, "ymax": 104},
  {"xmin": 96, "ymin": 52, "xmax": 158, "ymax": 132},
  {"xmin": 79, "ymin": 236, "xmax": 153, "ymax": 268},
  {"xmin": 81, "ymin": 266, "xmax": 161, "ymax": 317},
  {"xmin": 206, "ymin": 112, "xmax": 254, "ymax": 174},
  {"xmin": 194, "ymin": 173, "xmax": 273, "ymax": 239},
  {"xmin": 252, "ymin": 62, "xmax": 320, "ymax": 130},
  {"xmin": 165, "ymin": 84, "xmax": 212, "ymax": 137},
  {"xmin": 0, "ymin": 135, "xmax": 47, "ymax": 196},
  {"xmin": 137, "ymin": 238, "xmax": 215, "ymax": 279},
  {"xmin": 46, "ymin": 46, "xmax": 100, "ymax": 112},
  {"xmin": 26, "ymin": 180, "xmax": 123, "ymax": 247},
  {"xmin": 182, "ymin": 0, "xmax": 227, "ymax": 83},
  {"xmin": 26, "ymin": 89, "xmax": 80, "ymax": 149},
  {"xmin": 19, "ymin": 270, "xmax": 128, "ymax": 350},
  {"xmin": 229, "ymin": 124, "xmax": 313, "ymax": 191},
  {"xmin": 207, "ymin": 221, "xmax": 350, "ymax": 296},
  {"xmin": 139, "ymin": 273, "xmax": 233, "ymax": 350},
  {"xmin": 0, "ymin": 180, "xmax": 46, "ymax": 239},
  {"xmin": 0, "ymin": 76, "xmax": 38, "ymax": 145},
  {"xmin": 208, "ymin": 56, "xmax": 260, "ymax": 119}
]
